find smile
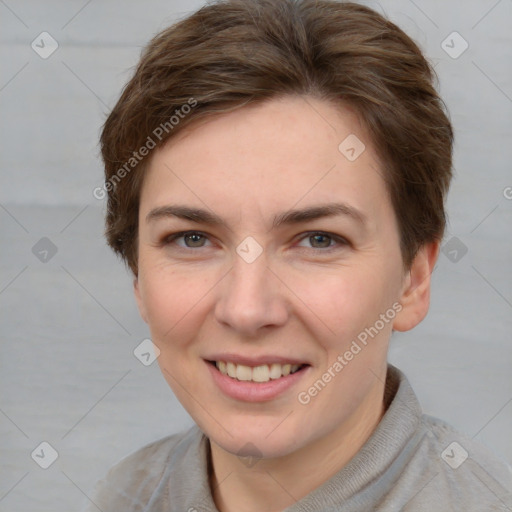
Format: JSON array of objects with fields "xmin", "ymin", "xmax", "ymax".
[
  {"xmin": 212, "ymin": 360, "xmax": 306, "ymax": 383},
  {"xmin": 204, "ymin": 356, "xmax": 311, "ymax": 401}
]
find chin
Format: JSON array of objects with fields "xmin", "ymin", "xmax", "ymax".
[{"xmin": 207, "ymin": 421, "xmax": 306, "ymax": 460}]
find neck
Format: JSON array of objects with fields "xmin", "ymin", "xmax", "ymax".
[{"xmin": 208, "ymin": 377, "xmax": 386, "ymax": 512}]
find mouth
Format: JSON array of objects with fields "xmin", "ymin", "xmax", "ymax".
[{"xmin": 206, "ymin": 360, "xmax": 309, "ymax": 383}]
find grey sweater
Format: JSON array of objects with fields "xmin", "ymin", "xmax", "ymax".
[{"xmin": 82, "ymin": 365, "xmax": 512, "ymax": 511}]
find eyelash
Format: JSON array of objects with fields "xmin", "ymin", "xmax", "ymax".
[{"xmin": 161, "ymin": 230, "xmax": 350, "ymax": 253}]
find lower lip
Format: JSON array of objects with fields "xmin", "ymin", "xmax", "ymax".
[{"xmin": 205, "ymin": 360, "xmax": 310, "ymax": 402}]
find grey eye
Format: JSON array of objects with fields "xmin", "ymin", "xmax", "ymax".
[
  {"xmin": 182, "ymin": 233, "xmax": 207, "ymax": 247},
  {"xmin": 308, "ymin": 234, "xmax": 332, "ymax": 248}
]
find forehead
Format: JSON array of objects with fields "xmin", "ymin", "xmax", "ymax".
[{"xmin": 139, "ymin": 95, "xmax": 390, "ymax": 228}]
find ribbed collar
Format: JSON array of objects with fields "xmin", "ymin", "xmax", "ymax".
[{"xmin": 163, "ymin": 364, "xmax": 424, "ymax": 512}]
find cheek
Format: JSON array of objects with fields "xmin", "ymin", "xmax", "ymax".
[
  {"xmin": 140, "ymin": 267, "xmax": 202, "ymax": 341},
  {"xmin": 296, "ymin": 264, "xmax": 395, "ymax": 346}
]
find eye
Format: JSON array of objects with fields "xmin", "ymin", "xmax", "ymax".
[
  {"xmin": 162, "ymin": 231, "xmax": 212, "ymax": 249},
  {"xmin": 160, "ymin": 230, "xmax": 349, "ymax": 253},
  {"xmin": 296, "ymin": 232, "xmax": 349, "ymax": 251}
]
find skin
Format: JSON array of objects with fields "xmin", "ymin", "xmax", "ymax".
[{"xmin": 134, "ymin": 95, "xmax": 439, "ymax": 512}]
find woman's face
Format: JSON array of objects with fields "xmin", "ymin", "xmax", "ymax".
[{"xmin": 134, "ymin": 95, "xmax": 419, "ymax": 459}]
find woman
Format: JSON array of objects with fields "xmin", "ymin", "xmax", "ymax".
[{"xmin": 85, "ymin": 1, "xmax": 512, "ymax": 510}]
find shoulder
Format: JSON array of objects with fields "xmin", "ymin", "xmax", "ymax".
[
  {"xmin": 405, "ymin": 414, "xmax": 512, "ymax": 510},
  {"xmin": 422, "ymin": 414, "xmax": 512, "ymax": 479},
  {"xmin": 81, "ymin": 425, "xmax": 202, "ymax": 512}
]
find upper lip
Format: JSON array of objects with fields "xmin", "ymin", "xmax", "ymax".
[{"xmin": 205, "ymin": 353, "xmax": 310, "ymax": 367}]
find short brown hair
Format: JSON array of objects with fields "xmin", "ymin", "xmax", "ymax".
[{"xmin": 100, "ymin": 0, "xmax": 453, "ymax": 276}]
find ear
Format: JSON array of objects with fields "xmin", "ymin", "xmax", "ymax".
[
  {"xmin": 393, "ymin": 241, "xmax": 440, "ymax": 332},
  {"xmin": 133, "ymin": 277, "xmax": 148, "ymax": 324}
]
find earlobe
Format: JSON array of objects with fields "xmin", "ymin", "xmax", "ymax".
[
  {"xmin": 392, "ymin": 241, "xmax": 440, "ymax": 332},
  {"xmin": 133, "ymin": 277, "xmax": 148, "ymax": 324}
]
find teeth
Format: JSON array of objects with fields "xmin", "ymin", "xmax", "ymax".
[
  {"xmin": 226, "ymin": 362, "xmax": 237, "ymax": 378},
  {"xmin": 215, "ymin": 361, "xmax": 302, "ymax": 382},
  {"xmin": 269, "ymin": 363, "xmax": 283, "ymax": 379},
  {"xmin": 236, "ymin": 364, "xmax": 252, "ymax": 381},
  {"xmin": 252, "ymin": 365, "xmax": 270, "ymax": 382}
]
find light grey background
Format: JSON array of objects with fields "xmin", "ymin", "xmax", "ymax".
[{"xmin": 1, "ymin": 0, "xmax": 511, "ymax": 510}]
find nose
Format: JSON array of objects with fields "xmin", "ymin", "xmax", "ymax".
[{"xmin": 214, "ymin": 250, "xmax": 289, "ymax": 338}]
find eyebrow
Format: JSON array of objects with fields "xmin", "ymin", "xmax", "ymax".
[{"xmin": 146, "ymin": 202, "xmax": 367, "ymax": 229}]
